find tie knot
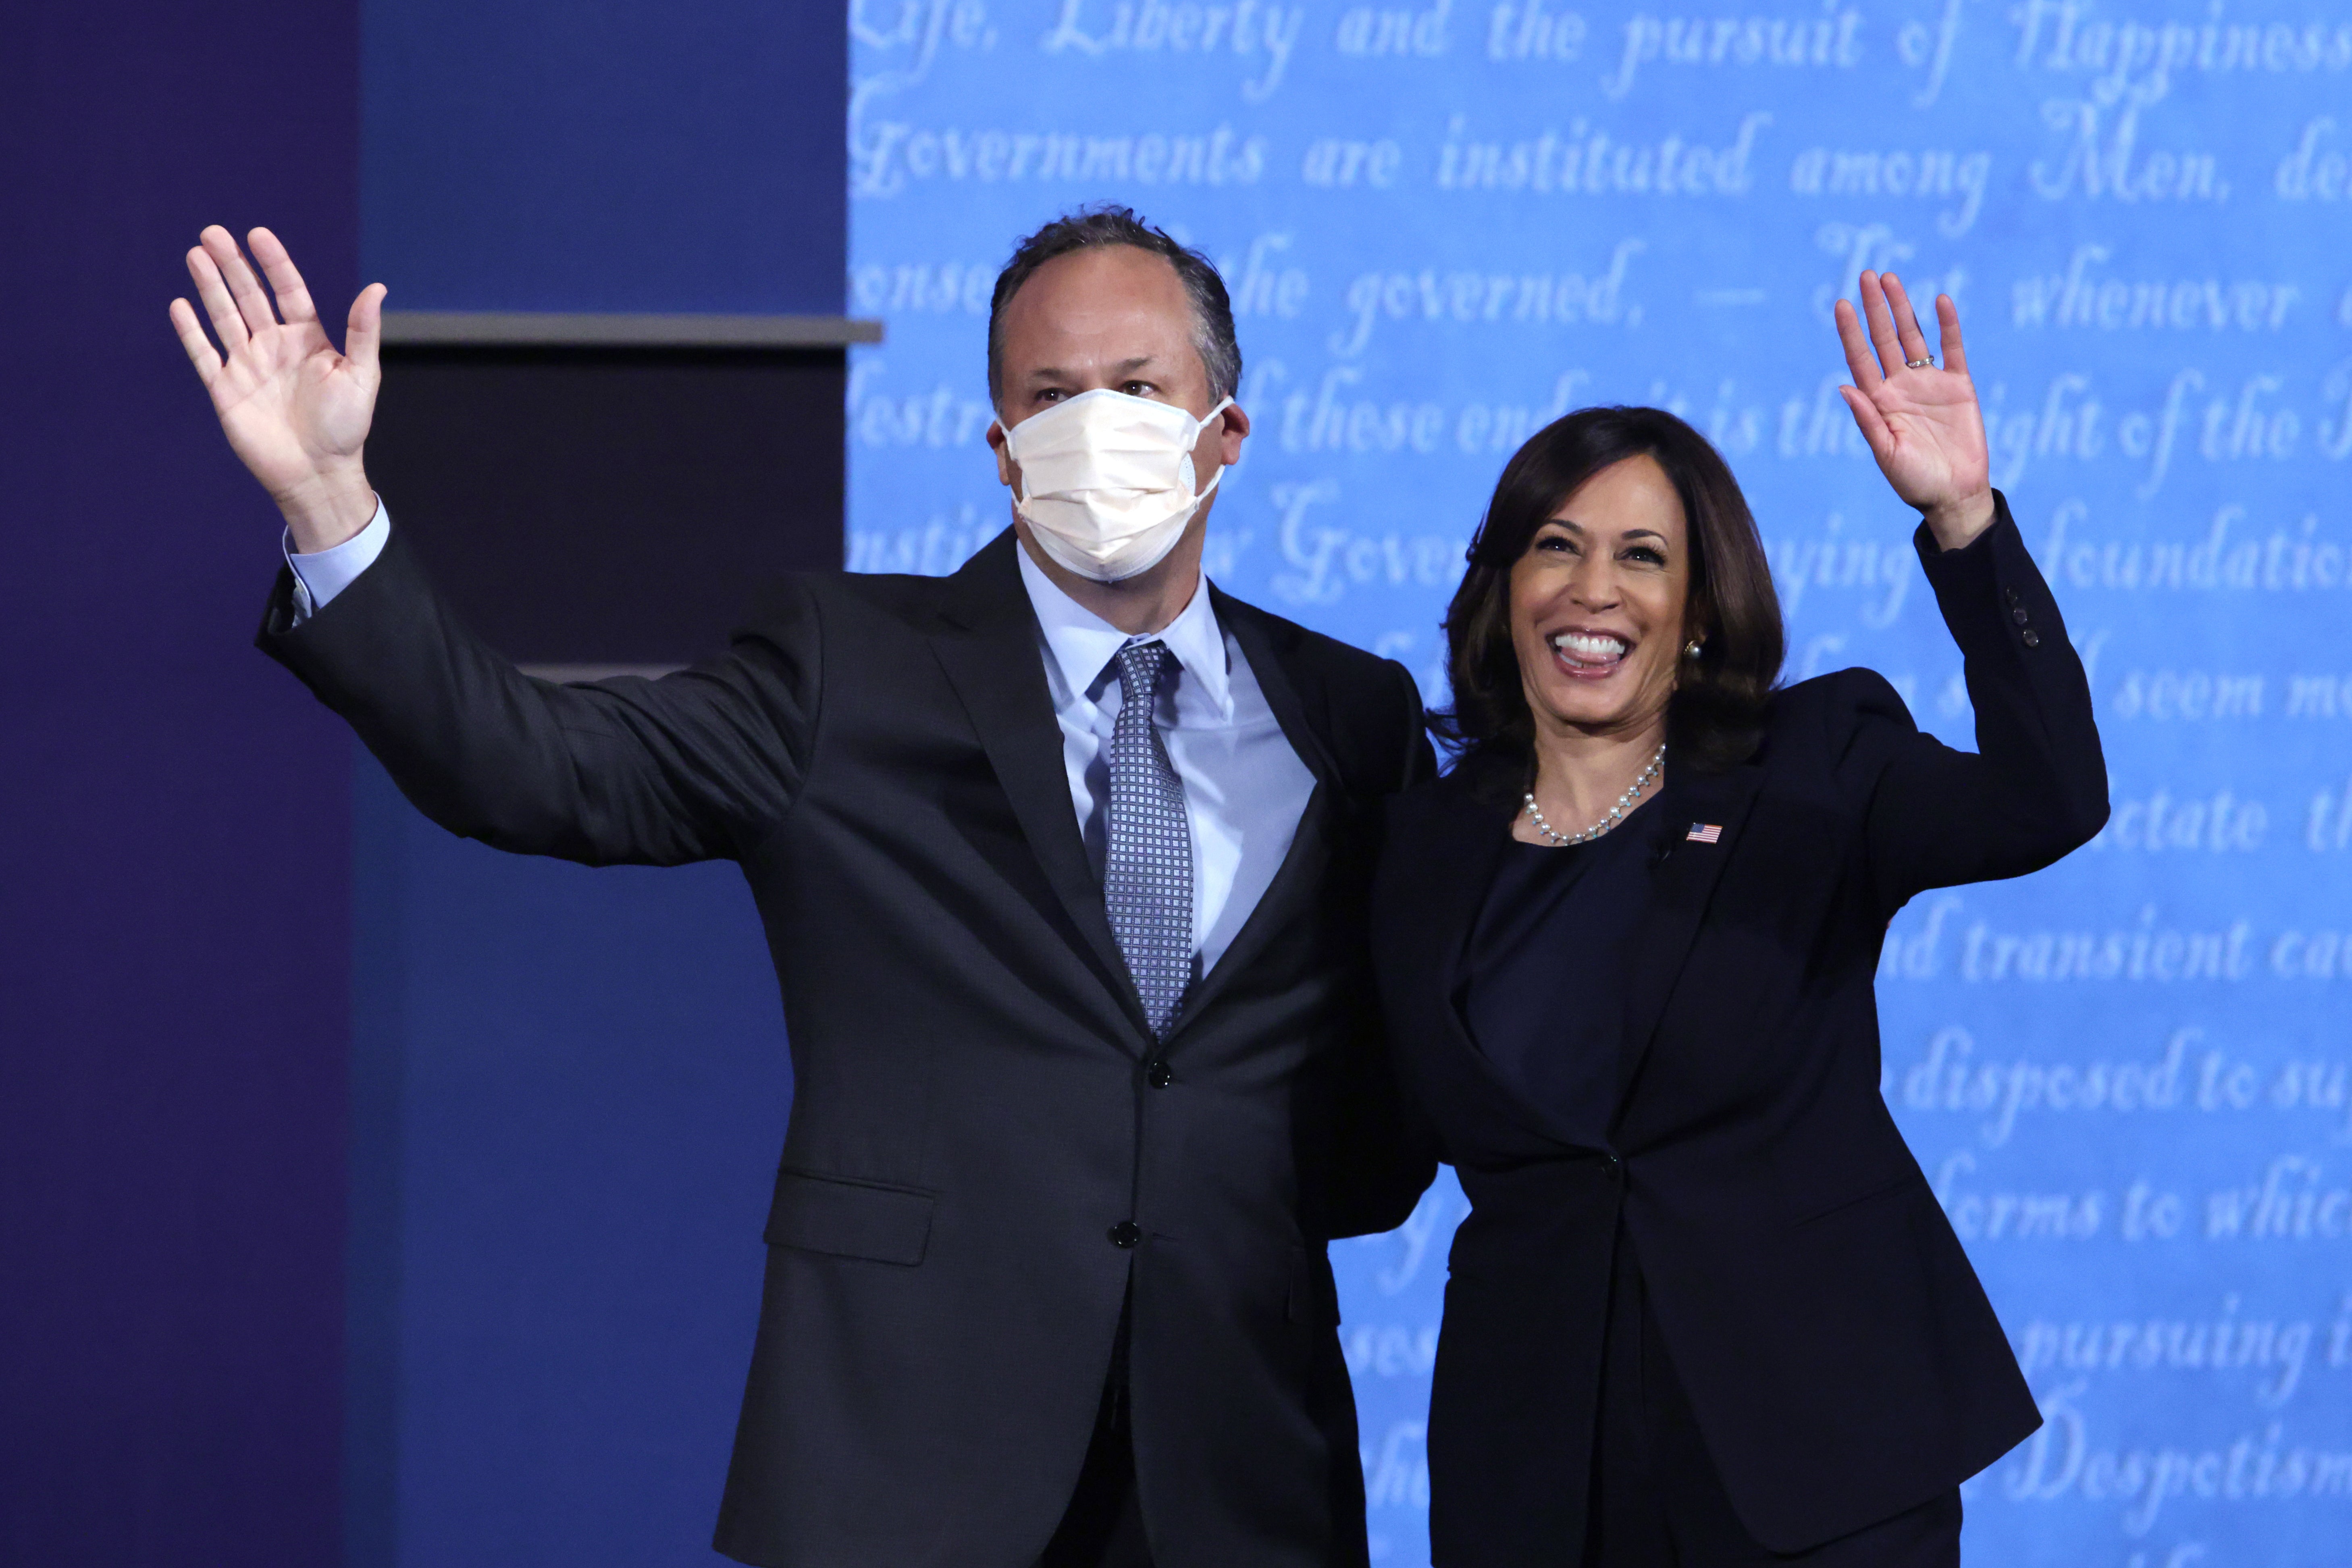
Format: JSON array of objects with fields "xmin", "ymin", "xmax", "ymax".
[{"xmin": 1113, "ymin": 640, "xmax": 1173, "ymax": 708}]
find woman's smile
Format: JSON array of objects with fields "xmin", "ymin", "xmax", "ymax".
[{"xmin": 1545, "ymin": 626, "xmax": 1635, "ymax": 679}]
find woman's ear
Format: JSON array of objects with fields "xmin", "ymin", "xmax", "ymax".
[{"xmin": 1675, "ymin": 615, "xmax": 1709, "ymax": 687}]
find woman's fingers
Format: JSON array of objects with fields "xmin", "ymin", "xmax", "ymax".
[
  {"xmin": 1936, "ymin": 294, "xmax": 1970, "ymax": 380},
  {"xmin": 1880, "ymin": 274, "xmax": 1935, "ymax": 369},
  {"xmin": 1837, "ymin": 384, "xmax": 1894, "ymax": 462},
  {"xmin": 168, "ymin": 297, "xmax": 223, "ymax": 387},
  {"xmin": 200, "ymin": 225, "xmax": 280, "ymax": 341},
  {"xmin": 1832, "ymin": 297, "xmax": 1883, "ymax": 388},
  {"xmin": 1856, "ymin": 270, "xmax": 1907, "ymax": 380},
  {"xmin": 186, "ymin": 244, "xmax": 250, "ymax": 351},
  {"xmin": 246, "ymin": 226, "xmax": 318, "ymax": 328}
]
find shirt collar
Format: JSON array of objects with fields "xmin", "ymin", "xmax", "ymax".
[{"xmin": 1015, "ymin": 537, "xmax": 1232, "ymax": 718}]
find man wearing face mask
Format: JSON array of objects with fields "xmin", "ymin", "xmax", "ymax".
[{"xmin": 170, "ymin": 206, "xmax": 1436, "ymax": 1568}]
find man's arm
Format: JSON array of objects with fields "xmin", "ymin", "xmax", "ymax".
[
  {"xmin": 179, "ymin": 226, "xmax": 814, "ymax": 865},
  {"xmin": 1322, "ymin": 657, "xmax": 1443, "ymax": 1238},
  {"xmin": 262, "ymin": 521, "xmax": 817, "ymax": 866}
]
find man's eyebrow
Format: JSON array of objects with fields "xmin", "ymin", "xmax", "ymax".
[{"xmin": 1023, "ymin": 356, "xmax": 1162, "ymax": 384}]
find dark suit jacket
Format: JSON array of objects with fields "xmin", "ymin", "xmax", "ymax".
[
  {"xmin": 1369, "ymin": 497, "xmax": 2107, "ymax": 1561},
  {"xmin": 260, "ymin": 526, "xmax": 1437, "ymax": 1568}
]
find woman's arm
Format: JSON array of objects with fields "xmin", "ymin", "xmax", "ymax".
[
  {"xmin": 1828, "ymin": 273, "xmax": 2109, "ymax": 911},
  {"xmin": 1837, "ymin": 501, "xmax": 2109, "ymax": 912}
]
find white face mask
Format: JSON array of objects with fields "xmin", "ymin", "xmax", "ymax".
[{"xmin": 996, "ymin": 389, "xmax": 1234, "ymax": 582}]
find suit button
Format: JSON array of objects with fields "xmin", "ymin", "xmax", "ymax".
[
  {"xmin": 1146, "ymin": 1061, "xmax": 1173, "ymax": 1090},
  {"xmin": 2022, "ymin": 629, "xmax": 2042, "ymax": 648},
  {"xmin": 1603, "ymin": 1154, "xmax": 1624, "ymax": 1181},
  {"xmin": 1109, "ymin": 1221, "xmax": 1141, "ymax": 1249},
  {"xmin": 2005, "ymin": 587, "xmax": 2023, "ymax": 607},
  {"xmin": 2012, "ymin": 606, "xmax": 2030, "ymax": 625}
]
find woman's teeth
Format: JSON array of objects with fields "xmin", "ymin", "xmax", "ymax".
[{"xmin": 1550, "ymin": 632, "xmax": 1628, "ymax": 670}]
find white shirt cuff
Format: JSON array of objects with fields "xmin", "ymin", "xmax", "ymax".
[{"xmin": 285, "ymin": 499, "xmax": 390, "ymax": 623}]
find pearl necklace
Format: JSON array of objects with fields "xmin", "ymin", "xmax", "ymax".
[{"xmin": 1522, "ymin": 742, "xmax": 1666, "ymax": 846}]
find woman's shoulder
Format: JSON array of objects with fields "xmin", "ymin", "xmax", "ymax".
[
  {"xmin": 1763, "ymin": 666, "xmax": 1921, "ymax": 751},
  {"xmin": 1737, "ymin": 670, "xmax": 1925, "ymax": 788},
  {"xmin": 1384, "ymin": 751, "xmax": 1515, "ymax": 843}
]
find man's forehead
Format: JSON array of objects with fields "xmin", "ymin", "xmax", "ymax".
[{"xmin": 1003, "ymin": 250, "xmax": 1191, "ymax": 337}]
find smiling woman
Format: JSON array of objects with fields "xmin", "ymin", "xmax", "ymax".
[
  {"xmin": 1373, "ymin": 275, "xmax": 2112, "ymax": 1566},
  {"xmin": 1433, "ymin": 403, "xmax": 1785, "ymax": 796}
]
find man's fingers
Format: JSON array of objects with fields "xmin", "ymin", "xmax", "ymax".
[
  {"xmin": 202, "ymin": 225, "xmax": 280, "ymax": 340},
  {"xmin": 1832, "ymin": 298, "xmax": 1882, "ymax": 388},
  {"xmin": 1881, "ymin": 273, "xmax": 1934, "ymax": 368},
  {"xmin": 246, "ymin": 226, "xmax": 319, "ymax": 328},
  {"xmin": 1857, "ymin": 270, "xmax": 1905, "ymax": 380},
  {"xmin": 187, "ymin": 245, "xmax": 250, "ymax": 351},
  {"xmin": 345, "ymin": 282, "xmax": 387, "ymax": 377},
  {"xmin": 1936, "ymin": 294, "xmax": 1970, "ymax": 380},
  {"xmin": 1837, "ymin": 385, "xmax": 1894, "ymax": 460},
  {"xmin": 168, "ymin": 297, "xmax": 223, "ymax": 387}
]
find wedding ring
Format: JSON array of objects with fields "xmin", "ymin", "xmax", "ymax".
[{"xmin": 1905, "ymin": 356, "xmax": 1934, "ymax": 369}]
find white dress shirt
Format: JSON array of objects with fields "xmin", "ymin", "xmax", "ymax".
[
  {"xmin": 288, "ymin": 507, "xmax": 1318, "ymax": 977},
  {"xmin": 1014, "ymin": 542, "xmax": 1316, "ymax": 977}
]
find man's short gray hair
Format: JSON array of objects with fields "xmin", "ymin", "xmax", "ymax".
[{"xmin": 986, "ymin": 206, "xmax": 1242, "ymax": 409}]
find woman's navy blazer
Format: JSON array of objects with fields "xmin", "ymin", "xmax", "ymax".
[{"xmin": 1370, "ymin": 494, "xmax": 2109, "ymax": 1561}]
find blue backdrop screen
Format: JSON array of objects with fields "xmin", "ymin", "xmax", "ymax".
[{"xmin": 847, "ymin": 4, "xmax": 2352, "ymax": 1562}]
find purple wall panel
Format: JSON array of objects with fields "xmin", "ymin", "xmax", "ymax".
[{"xmin": 0, "ymin": 4, "xmax": 359, "ymax": 1563}]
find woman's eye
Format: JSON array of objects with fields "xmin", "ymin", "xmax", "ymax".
[{"xmin": 1625, "ymin": 547, "xmax": 1666, "ymax": 565}]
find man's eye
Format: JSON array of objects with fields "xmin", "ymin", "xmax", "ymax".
[{"xmin": 1123, "ymin": 381, "xmax": 1154, "ymax": 396}]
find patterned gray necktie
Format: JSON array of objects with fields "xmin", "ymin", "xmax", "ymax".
[{"xmin": 1104, "ymin": 641, "xmax": 1193, "ymax": 1038}]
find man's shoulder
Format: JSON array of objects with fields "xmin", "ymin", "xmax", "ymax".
[
  {"xmin": 1214, "ymin": 587, "xmax": 1430, "ymax": 781},
  {"xmin": 733, "ymin": 566, "xmax": 963, "ymax": 641},
  {"xmin": 1214, "ymin": 587, "xmax": 1402, "ymax": 695}
]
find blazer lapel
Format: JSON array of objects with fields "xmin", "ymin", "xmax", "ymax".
[
  {"xmin": 929, "ymin": 532, "xmax": 1153, "ymax": 1045},
  {"xmin": 1613, "ymin": 763, "xmax": 1766, "ymax": 1118},
  {"xmin": 1213, "ymin": 589, "xmax": 1345, "ymax": 790}
]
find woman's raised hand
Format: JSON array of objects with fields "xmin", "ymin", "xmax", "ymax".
[
  {"xmin": 170, "ymin": 226, "xmax": 385, "ymax": 553},
  {"xmin": 1833, "ymin": 270, "xmax": 1996, "ymax": 551}
]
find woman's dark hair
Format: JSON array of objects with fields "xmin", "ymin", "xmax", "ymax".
[{"xmin": 1433, "ymin": 405, "xmax": 1784, "ymax": 776}]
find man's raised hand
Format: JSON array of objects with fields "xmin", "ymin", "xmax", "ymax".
[
  {"xmin": 171, "ymin": 226, "xmax": 385, "ymax": 553},
  {"xmin": 1832, "ymin": 270, "xmax": 1996, "ymax": 552}
]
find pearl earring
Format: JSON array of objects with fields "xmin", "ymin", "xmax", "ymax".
[{"xmin": 1684, "ymin": 640, "xmax": 1703, "ymax": 658}]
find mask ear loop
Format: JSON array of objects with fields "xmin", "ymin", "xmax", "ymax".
[
  {"xmin": 990, "ymin": 416, "xmax": 1036, "ymax": 508},
  {"xmin": 1189, "ymin": 397, "xmax": 1237, "ymax": 501}
]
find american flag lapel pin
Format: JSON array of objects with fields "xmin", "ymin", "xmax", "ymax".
[{"xmin": 1686, "ymin": 823, "xmax": 1723, "ymax": 844}]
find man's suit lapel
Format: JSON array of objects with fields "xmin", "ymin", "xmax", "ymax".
[
  {"xmin": 1157, "ymin": 593, "xmax": 1340, "ymax": 1040},
  {"xmin": 929, "ymin": 532, "xmax": 1154, "ymax": 1045},
  {"xmin": 1613, "ymin": 763, "xmax": 1766, "ymax": 1117},
  {"xmin": 1213, "ymin": 589, "xmax": 1343, "ymax": 787}
]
